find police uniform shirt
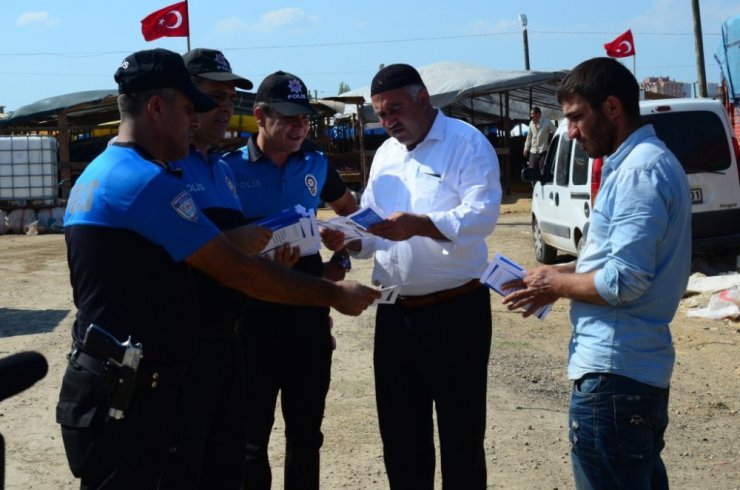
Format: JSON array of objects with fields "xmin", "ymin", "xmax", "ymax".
[
  {"xmin": 64, "ymin": 144, "xmax": 221, "ymax": 365},
  {"xmin": 225, "ymin": 137, "xmax": 346, "ymax": 220},
  {"xmin": 224, "ymin": 136, "xmax": 346, "ymax": 280},
  {"xmin": 173, "ymin": 148, "xmax": 244, "ymax": 230},
  {"xmin": 172, "ymin": 148, "xmax": 249, "ymax": 324}
]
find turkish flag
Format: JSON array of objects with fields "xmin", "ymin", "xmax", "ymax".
[
  {"xmin": 603, "ymin": 29, "xmax": 635, "ymax": 58},
  {"xmin": 141, "ymin": 1, "xmax": 189, "ymax": 41}
]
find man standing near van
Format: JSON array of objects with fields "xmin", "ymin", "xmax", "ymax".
[
  {"xmin": 523, "ymin": 106, "xmax": 555, "ymax": 175},
  {"xmin": 503, "ymin": 57, "xmax": 691, "ymax": 489}
]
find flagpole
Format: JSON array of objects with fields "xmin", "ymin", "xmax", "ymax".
[
  {"xmin": 633, "ymin": 54, "xmax": 636, "ymax": 79},
  {"xmin": 186, "ymin": 0, "xmax": 191, "ymax": 51}
]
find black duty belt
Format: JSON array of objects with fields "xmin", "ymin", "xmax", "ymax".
[
  {"xmin": 396, "ymin": 279, "xmax": 484, "ymax": 309},
  {"xmin": 69, "ymin": 347, "xmax": 187, "ymax": 390}
]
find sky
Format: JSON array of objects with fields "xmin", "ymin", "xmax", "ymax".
[{"xmin": 1, "ymin": 0, "xmax": 739, "ymax": 113}]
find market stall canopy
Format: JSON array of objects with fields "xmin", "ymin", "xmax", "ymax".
[
  {"xmin": 0, "ymin": 90, "xmax": 259, "ymax": 131},
  {"xmin": 339, "ymin": 61, "xmax": 568, "ymax": 124},
  {"xmin": 0, "ymin": 90, "xmax": 119, "ymax": 130}
]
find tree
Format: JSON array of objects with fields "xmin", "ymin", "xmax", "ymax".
[{"xmin": 338, "ymin": 81, "xmax": 351, "ymax": 95}]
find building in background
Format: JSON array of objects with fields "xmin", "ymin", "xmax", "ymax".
[{"xmin": 642, "ymin": 77, "xmax": 721, "ymax": 98}]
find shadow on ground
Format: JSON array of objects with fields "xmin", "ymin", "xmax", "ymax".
[{"xmin": 0, "ymin": 308, "xmax": 70, "ymax": 339}]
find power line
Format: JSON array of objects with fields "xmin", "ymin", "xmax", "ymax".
[{"xmin": 0, "ymin": 30, "xmax": 721, "ymax": 58}]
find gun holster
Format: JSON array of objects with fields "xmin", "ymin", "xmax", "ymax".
[{"xmin": 68, "ymin": 324, "xmax": 144, "ymax": 420}]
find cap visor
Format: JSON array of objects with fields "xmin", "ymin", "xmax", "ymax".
[
  {"xmin": 197, "ymin": 72, "xmax": 254, "ymax": 90},
  {"xmin": 270, "ymin": 101, "xmax": 318, "ymax": 117}
]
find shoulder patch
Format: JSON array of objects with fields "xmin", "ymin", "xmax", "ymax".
[
  {"xmin": 171, "ymin": 190, "xmax": 199, "ymax": 222},
  {"xmin": 225, "ymin": 175, "xmax": 237, "ymax": 197},
  {"xmin": 304, "ymin": 173, "xmax": 318, "ymax": 196}
]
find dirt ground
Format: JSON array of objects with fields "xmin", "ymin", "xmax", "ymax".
[{"xmin": 1, "ymin": 193, "xmax": 738, "ymax": 489}]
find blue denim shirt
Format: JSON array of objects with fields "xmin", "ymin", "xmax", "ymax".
[{"xmin": 570, "ymin": 124, "xmax": 691, "ymax": 388}]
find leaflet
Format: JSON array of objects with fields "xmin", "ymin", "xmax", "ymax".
[
  {"xmin": 480, "ymin": 252, "xmax": 552, "ymax": 320},
  {"xmin": 373, "ymin": 284, "xmax": 403, "ymax": 305},
  {"xmin": 254, "ymin": 205, "xmax": 321, "ymax": 258},
  {"xmin": 347, "ymin": 206, "xmax": 384, "ymax": 230},
  {"xmin": 317, "ymin": 206, "xmax": 385, "ymax": 244}
]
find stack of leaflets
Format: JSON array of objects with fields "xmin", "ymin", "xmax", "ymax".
[
  {"xmin": 480, "ymin": 252, "xmax": 552, "ymax": 320},
  {"xmin": 253, "ymin": 205, "xmax": 321, "ymax": 258},
  {"xmin": 317, "ymin": 206, "xmax": 385, "ymax": 244}
]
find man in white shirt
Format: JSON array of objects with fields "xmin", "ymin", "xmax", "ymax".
[
  {"xmin": 523, "ymin": 106, "xmax": 556, "ymax": 175},
  {"xmin": 346, "ymin": 63, "xmax": 501, "ymax": 489}
]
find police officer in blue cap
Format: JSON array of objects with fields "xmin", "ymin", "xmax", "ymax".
[{"xmin": 57, "ymin": 49, "xmax": 378, "ymax": 490}]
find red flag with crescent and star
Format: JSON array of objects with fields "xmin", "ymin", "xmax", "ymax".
[
  {"xmin": 141, "ymin": 1, "xmax": 189, "ymax": 41},
  {"xmin": 603, "ymin": 29, "xmax": 635, "ymax": 58}
]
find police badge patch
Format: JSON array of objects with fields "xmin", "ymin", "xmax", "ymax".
[
  {"xmin": 305, "ymin": 174, "xmax": 318, "ymax": 196},
  {"xmin": 225, "ymin": 176, "xmax": 237, "ymax": 197},
  {"xmin": 171, "ymin": 190, "xmax": 199, "ymax": 222}
]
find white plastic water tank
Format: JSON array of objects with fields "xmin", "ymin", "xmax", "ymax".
[{"xmin": 0, "ymin": 136, "xmax": 59, "ymax": 200}]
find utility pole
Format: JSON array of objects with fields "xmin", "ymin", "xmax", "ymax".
[
  {"xmin": 691, "ymin": 0, "xmax": 708, "ymax": 97},
  {"xmin": 519, "ymin": 14, "xmax": 530, "ymax": 71}
]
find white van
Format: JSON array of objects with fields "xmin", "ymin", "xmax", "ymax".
[{"xmin": 524, "ymin": 98, "xmax": 740, "ymax": 263}]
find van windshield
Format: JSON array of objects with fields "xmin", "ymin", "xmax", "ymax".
[{"xmin": 643, "ymin": 110, "xmax": 731, "ymax": 173}]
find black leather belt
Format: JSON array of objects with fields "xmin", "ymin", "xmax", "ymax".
[
  {"xmin": 396, "ymin": 279, "xmax": 484, "ymax": 309},
  {"xmin": 69, "ymin": 347, "xmax": 187, "ymax": 390}
]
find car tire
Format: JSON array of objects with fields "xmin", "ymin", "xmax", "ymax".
[{"xmin": 533, "ymin": 218, "xmax": 557, "ymax": 264}]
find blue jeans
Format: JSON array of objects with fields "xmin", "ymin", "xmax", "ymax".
[{"xmin": 569, "ymin": 373, "xmax": 670, "ymax": 490}]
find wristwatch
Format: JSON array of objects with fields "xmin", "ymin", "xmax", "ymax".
[{"xmin": 330, "ymin": 250, "xmax": 352, "ymax": 272}]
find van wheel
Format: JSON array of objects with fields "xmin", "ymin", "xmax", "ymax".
[{"xmin": 533, "ymin": 218, "xmax": 557, "ymax": 264}]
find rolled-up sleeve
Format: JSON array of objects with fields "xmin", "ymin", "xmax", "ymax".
[{"xmin": 594, "ymin": 165, "xmax": 670, "ymax": 305}]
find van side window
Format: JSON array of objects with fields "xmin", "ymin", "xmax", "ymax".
[
  {"xmin": 542, "ymin": 136, "xmax": 560, "ymax": 183},
  {"xmin": 556, "ymin": 136, "xmax": 573, "ymax": 186},
  {"xmin": 572, "ymin": 144, "xmax": 589, "ymax": 185},
  {"xmin": 643, "ymin": 111, "xmax": 731, "ymax": 173}
]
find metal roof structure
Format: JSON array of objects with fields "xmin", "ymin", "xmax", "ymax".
[{"xmin": 339, "ymin": 61, "xmax": 569, "ymax": 124}]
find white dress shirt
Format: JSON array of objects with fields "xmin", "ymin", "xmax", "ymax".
[{"xmin": 354, "ymin": 110, "xmax": 502, "ymax": 296}]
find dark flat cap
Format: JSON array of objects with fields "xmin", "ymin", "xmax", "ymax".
[{"xmin": 370, "ymin": 63, "xmax": 424, "ymax": 96}]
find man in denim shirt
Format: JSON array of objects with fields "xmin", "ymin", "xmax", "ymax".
[{"xmin": 503, "ymin": 57, "xmax": 691, "ymax": 489}]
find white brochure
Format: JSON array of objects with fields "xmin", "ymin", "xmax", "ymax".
[
  {"xmin": 373, "ymin": 284, "xmax": 402, "ymax": 306},
  {"xmin": 480, "ymin": 252, "xmax": 552, "ymax": 320}
]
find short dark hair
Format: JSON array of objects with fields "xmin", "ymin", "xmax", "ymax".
[
  {"xmin": 531, "ymin": 106, "xmax": 542, "ymax": 115},
  {"xmin": 117, "ymin": 88, "xmax": 174, "ymax": 120},
  {"xmin": 557, "ymin": 57, "xmax": 640, "ymax": 121}
]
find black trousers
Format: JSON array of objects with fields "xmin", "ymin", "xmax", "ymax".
[
  {"xmin": 57, "ymin": 363, "xmax": 178, "ymax": 489},
  {"xmin": 374, "ymin": 286, "xmax": 492, "ymax": 490},
  {"xmin": 160, "ymin": 334, "xmax": 247, "ymax": 490},
  {"xmin": 239, "ymin": 306, "xmax": 333, "ymax": 490}
]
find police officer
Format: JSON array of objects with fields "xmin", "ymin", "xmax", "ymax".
[
  {"xmin": 161, "ymin": 48, "xmax": 295, "ymax": 489},
  {"xmin": 224, "ymin": 71, "xmax": 357, "ymax": 489},
  {"xmin": 57, "ymin": 49, "xmax": 378, "ymax": 489}
]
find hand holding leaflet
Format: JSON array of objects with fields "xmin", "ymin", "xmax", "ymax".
[
  {"xmin": 480, "ymin": 253, "xmax": 552, "ymax": 320},
  {"xmin": 317, "ymin": 206, "xmax": 385, "ymax": 244},
  {"xmin": 253, "ymin": 205, "xmax": 321, "ymax": 258}
]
